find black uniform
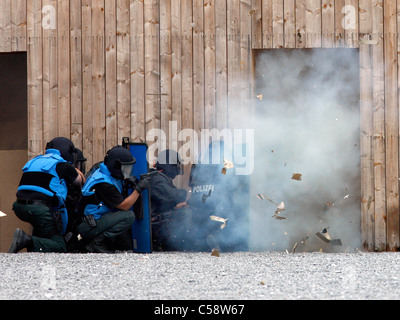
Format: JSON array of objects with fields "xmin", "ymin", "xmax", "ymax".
[{"xmin": 149, "ymin": 169, "xmax": 191, "ymax": 251}]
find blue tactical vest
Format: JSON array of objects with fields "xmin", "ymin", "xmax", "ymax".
[
  {"xmin": 17, "ymin": 149, "xmax": 69, "ymax": 234},
  {"xmin": 81, "ymin": 163, "xmax": 124, "ymax": 220}
]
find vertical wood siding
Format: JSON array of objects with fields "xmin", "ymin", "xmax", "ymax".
[{"xmin": 1, "ymin": 0, "xmax": 399, "ymax": 250}]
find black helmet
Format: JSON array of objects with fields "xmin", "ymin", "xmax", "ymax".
[
  {"xmin": 75, "ymin": 148, "xmax": 87, "ymax": 174},
  {"xmin": 156, "ymin": 149, "xmax": 184, "ymax": 179},
  {"xmin": 46, "ymin": 137, "xmax": 78, "ymax": 165},
  {"xmin": 104, "ymin": 146, "xmax": 136, "ymax": 179}
]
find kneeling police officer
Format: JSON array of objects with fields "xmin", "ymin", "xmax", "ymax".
[
  {"xmin": 9, "ymin": 137, "xmax": 85, "ymax": 253},
  {"xmin": 150, "ymin": 149, "xmax": 192, "ymax": 251},
  {"xmin": 75, "ymin": 146, "xmax": 151, "ymax": 253}
]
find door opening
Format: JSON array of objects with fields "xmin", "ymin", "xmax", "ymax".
[
  {"xmin": 0, "ymin": 52, "xmax": 29, "ymax": 252},
  {"xmin": 250, "ymin": 49, "xmax": 360, "ymax": 252}
]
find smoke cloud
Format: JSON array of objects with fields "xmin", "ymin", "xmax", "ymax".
[
  {"xmin": 247, "ymin": 48, "xmax": 361, "ymax": 252},
  {"xmin": 168, "ymin": 48, "xmax": 361, "ymax": 253}
]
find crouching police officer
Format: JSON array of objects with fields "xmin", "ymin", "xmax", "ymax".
[
  {"xmin": 75, "ymin": 146, "xmax": 151, "ymax": 253},
  {"xmin": 150, "ymin": 149, "xmax": 192, "ymax": 251},
  {"xmin": 9, "ymin": 137, "xmax": 85, "ymax": 253}
]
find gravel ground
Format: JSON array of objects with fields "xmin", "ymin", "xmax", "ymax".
[{"xmin": 1, "ymin": 251, "xmax": 400, "ymax": 301}]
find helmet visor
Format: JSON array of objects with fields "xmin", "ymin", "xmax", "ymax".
[{"xmin": 121, "ymin": 163, "xmax": 134, "ymax": 179}]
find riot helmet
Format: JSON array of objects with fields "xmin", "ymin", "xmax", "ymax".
[
  {"xmin": 46, "ymin": 137, "xmax": 78, "ymax": 165},
  {"xmin": 75, "ymin": 148, "xmax": 87, "ymax": 174},
  {"xmin": 104, "ymin": 146, "xmax": 136, "ymax": 179},
  {"xmin": 156, "ymin": 149, "xmax": 184, "ymax": 179}
]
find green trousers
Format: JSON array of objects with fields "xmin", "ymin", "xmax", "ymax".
[
  {"xmin": 76, "ymin": 210, "xmax": 135, "ymax": 241},
  {"xmin": 12, "ymin": 201, "xmax": 66, "ymax": 253}
]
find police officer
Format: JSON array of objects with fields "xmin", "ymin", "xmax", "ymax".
[
  {"xmin": 9, "ymin": 137, "xmax": 85, "ymax": 253},
  {"xmin": 75, "ymin": 148, "xmax": 87, "ymax": 175},
  {"xmin": 75, "ymin": 146, "xmax": 151, "ymax": 253},
  {"xmin": 64, "ymin": 148, "xmax": 88, "ymax": 252},
  {"xmin": 150, "ymin": 149, "xmax": 191, "ymax": 251}
]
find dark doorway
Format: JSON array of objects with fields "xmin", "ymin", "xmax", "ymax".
[
  {"xmin": 0, "ymin": 52, "xmax": 27, "ymax": 150},
  {"xmin": 251, "ymin": 49, "xmax": 360, "ymax": 252}
]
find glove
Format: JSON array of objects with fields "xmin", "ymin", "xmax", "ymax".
[
  {"xmin": 125, "ymin": 176, "xmax": 139, "ymax": 188},
  {"xmin": 135, "ymin": 175, "xmax": 152, "ymax": 193}
]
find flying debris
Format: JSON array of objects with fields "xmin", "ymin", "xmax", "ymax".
[
  {"xmin": 256, "ymin": 193, "xmax": 279, "ymax": 206},
  {"xmin": 210, "ymin": 215, "xmax": 228, "ymax": 230},
  {"xmin": 257, "ymin": 194, "xmax": 265, "ymax": 200},
  {"xmin": 211, "ymin": 249, "xmax": 220, "ymax": 257},
  {"xmin": 257, "ymin": 194, "xmax": 287, "ymax": 219},
  {"xmin": 221, "ymin": 158, "xmax": 234, "ymax": 175},
  {"xmin": 257, "ymin": 94, "xmax": 263, "ymax": 101},
  {"xmin": 291, "ymin": 173, "xmax": 302, "ymax": 181},
  {"xmin": 0, "ymin": 211, "xmax": 6, "ymax": 218},
  {"xmin": 316, "ymin": 228, "xmax": 342, "ymax": 246},
  {"xmin": 291, "ymin": 235, "xmax": 309, "ymax": 253},
  {"xmin": 272, "ymin": 202, "xmax": 286, "ymax": 220},
  {"xmin": 316, "ymin": 228, "xmax": 331, "ymax": 243}
]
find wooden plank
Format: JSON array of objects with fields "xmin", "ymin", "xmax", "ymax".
[
  {"xmin": 70, "ymin": 0, "xmax": 83, "ymax": 150},
  {"xmin": 92, "ymin": 0, "xmax": 106, "ymax": 163},
  {"xmin": 295, "ymin": 0, "xmax": 306, "ymax": 48},
  {"xmin": 130, "ymin": 0, "xmax": 145, "ymax": 142},
  {"xmin": 193, "ymin": 0, "xmax": 204, "ymax": 132},
  {"xmin": 117, "ymin": 0, "xmax": 131, "ymax": 144},
  {"xmin": 371, "ymin": 0, "xmax": 386, "ymax": 251},
  {"xmin": 42, "ymin": 0, "xmax": 58, "ymax": 143},
  {"xmin": 284, "ymin": 0, "xmax": 296, "ymax": 48},
  {"xmin": 171, "ymin": 0, "xmax": 182, "ymax": 149},
  {"xmin": 305, "ymin": 0, "xmax": 321, "ymax": 48},
  {"xmin": 227, "ymin": 0, "xmax": 240, "ymax": 128},
  {"xmin": 384, "ymin": 0, "xmax": 399, "ymax": 251},
  {"xmin": 321, "ymin": 0, "xmax": 334, "ymax": 47},
  {"xmin": 171, "ymin": 0, "xmax": 182, "ymax": 186},
  {"xmin": 262, "ymin": 0, "xmax": 272, "ymax": 48},
  {"xmin": 344, "ymin": 0, "xmax": 359, "ymax": 47},
  {"xmin": 240, "ymin": 0, "xmax": 252, "ymax": 123},
  {"xmin": 251, "ymin": 0, "xmax": 262, "ymax": 49},
  {"xmin": 57, "ymin": 0, "xmax": 70, "ymax": 138},
  {"xmin": 215, "ymin": 0, "xmax": 227, "ymax": 130},
  {"xmin": 205, "ymin": 0, "xmax": 216, "ymax": 130},
  {"xmin": 0, "ymin": 0, "xmax": 12, "ymax": 52},
  {"xmin": 160, "ymin": 0, "xmax": 172, "ymax": 148},
  {"xmin": 359, "ymin": 0, "xmax": 374, "ymax": 251},
  {"xmin": 11, "ymin": 0, "xmax": 27, "ymax": 52},
  {"xmin": 181, "ymin": 0, "xmax": 194, "ymax": 168},
  {"xmin": 272, "ymin": 0, "xmax": 283, "ymax": 48},
  {"xmin": 105, "ymin": 0, "xmax": 117, "ymax": 151},
  {"xmin": 144, "ymin": 0, "xmax": 160, "ymax": 160},
  {"xmin": 334, "ymin": 0, "xmax": 345, "ymax": 47},
  {"xmin": 27, "ymin": 0, "xmax": 43, "ymax": 158},
  {"xmin": 82, "ymin": 0, "xmax": 94, "ymax": 167}
]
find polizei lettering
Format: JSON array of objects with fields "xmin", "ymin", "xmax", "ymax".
[
  {"xmin": 154, "ymin": 304, "xmax": 188, "ymax": 317},
  {"xmin": 192, "ymin": 184, "xmax": 215, "ymax": 193}
]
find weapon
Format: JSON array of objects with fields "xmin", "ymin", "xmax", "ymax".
[
  {"xmin": 140, "ymin": 170, "xmax": 159, "ymax": 180},
  {"xmin": 123, "ymin": 171, "xmax": 158, "ymax": 196}
]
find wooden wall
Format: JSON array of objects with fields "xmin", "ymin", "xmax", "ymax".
[
  {"xmin": 0, "ymin": 0, "xmax": 26, "ymax": 52},
  {"xmin": 1, "ymin": 0, "xmax": 400, "ymax": 251}
]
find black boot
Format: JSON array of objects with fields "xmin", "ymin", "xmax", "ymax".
[
  {"xmin": 84, "ymin": 234, "xmax": 115, "ymax": 253},
  {"xmin": 8, "ymin": 229, "xmax": 33, "ymax": 253}
]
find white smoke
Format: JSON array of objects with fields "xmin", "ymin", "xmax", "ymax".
[{"xmin": 246, "ymin": 48, "xmax": 361, "ymax": 252}]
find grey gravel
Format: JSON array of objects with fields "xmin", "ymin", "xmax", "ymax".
[{"xmin": 1, "ymin": 251, "xmax": 400, "ymax": 300}]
